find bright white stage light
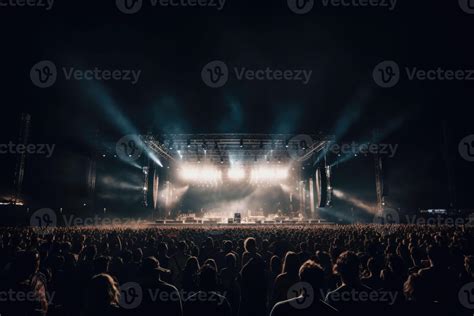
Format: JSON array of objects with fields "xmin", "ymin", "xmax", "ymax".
[
  {"xmin": 179, "ymin": 165, "xmax": 222, "ymax": 183},
  {"xmin": 228, "ymin": 167, "xmax": 246, "ymax": 181},
  {"xmin": 250, "ymin": 166, "xmax": 289, "ymax": 183}
]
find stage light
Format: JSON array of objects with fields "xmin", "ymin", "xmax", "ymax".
[
  {"xmin": 250, "ymin": 166, "xmax": 289, "ymax": 183},
  {"xmin": 179, "ymin": 165, "xmax": 222, "ymax": 183},
  {"xmin": 228, "ymin": 167, "xmax": 245, "ymax": 181}
]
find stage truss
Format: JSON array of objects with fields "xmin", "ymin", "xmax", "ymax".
[{"xmin": 142, "ymin": 133, "xmax": 334, "ymax": 165}]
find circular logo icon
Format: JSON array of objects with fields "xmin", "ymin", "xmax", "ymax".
[
  {"xmin": 201, "ymin": 60, "xmax": 228, "ymax": 88},
  {"xmin": 287, "ymin": 282, "xmax": 314, "ymax": 309},
  {"xmin": 30, "ymin": 60, "xmax": 57, "ymax": 88},
  {"xmin": 466, "ymin": 213, "xmax": 474, "ymax": 227},
  {"xmin": 373, "ymin": 208, "xmax": 400, "ymax": 225},
  {"xmin": 373, "ymin": 61, "xmax": 400, "ymax": 88},
  {"xmin": 459, "ymin": 0, "xmax": 474, "ymax": 14},
  {"xmin": 458, "ymin": 135, "xmax": 474, "ymax": 162},
  {"xmin": 287, "ymin": 134, "xmax": 314, "ymax": 162},
  {"xmin": 287, "ymin": 0, "xmax": 314, "ymax": 14},
  {"xmin": 119, "ymin": 282, "xmax": 143, "ymax": 309},
  {"xmin": 30, "ymin": 208, "xmax": 57, "ymax": 228},
  {"xmin": 116, "ymin": 0, "xmax": 143, "ymax": 14},
  {"xmin": 116, "ymin": 135, "xmax": 144, "ymax": 162},
  {"xmin": 459, "ymin": 282, "xmax": 474, "ymax": 309}
]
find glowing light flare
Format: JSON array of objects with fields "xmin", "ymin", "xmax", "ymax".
[
  {"xmin": 228, "ymin": 167, "xmax": 246, "ymax": 181},
  {"xmin": 333, "ymin": 189, "xmax": 377, "ymax": 214},
  {"xmin": 250, "ymin": 166, "xmax": 289, "ymax": 183},
  {"xmin": 179, "ymin": 165, "xmax": 222, "ymax": 183}
]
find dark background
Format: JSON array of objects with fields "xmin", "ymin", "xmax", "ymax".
[{"xmin": 0, "ymin": 0, "xmax": 473, "ymax": 218}]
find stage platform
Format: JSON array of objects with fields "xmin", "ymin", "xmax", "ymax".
[{"xmin": 150, "ymin": 219, "xmax": 335, "ymax": 226}]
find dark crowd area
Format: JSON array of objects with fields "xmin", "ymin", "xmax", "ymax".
[{"xmin": 0, "ymin": 224, "xmax": 473, "ymax": 316}]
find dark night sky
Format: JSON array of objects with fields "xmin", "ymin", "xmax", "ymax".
[{"xmin": 0, "ymin": 0, "xmax": 473, "ymax": 212}]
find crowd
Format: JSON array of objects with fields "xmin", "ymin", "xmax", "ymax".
[{"xmin": 0, "ymin": 224, "xmax": 473, "ymax": 316}]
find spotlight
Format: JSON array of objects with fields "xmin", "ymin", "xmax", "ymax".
[
  {"xmin": 187, "ymin": 139, "xmax": 191, "ymax": 148},
  {"xmin": 250, "ymin": 166, "xmax": 289, "ymax": 182},
  {"xmin": 285, "ymin": 139, "xmax": 289, "ymax": 148},
  {"xmin": 179, "ymin": 164, "xmax": 222, "ymax": 183},
  {"xmin": 240, "ymin": 139, "xmax": 244, "ymax": 148},
  {"xmin": 228, "ymin": 167, "xmax": 245, "ymax": 181}
]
